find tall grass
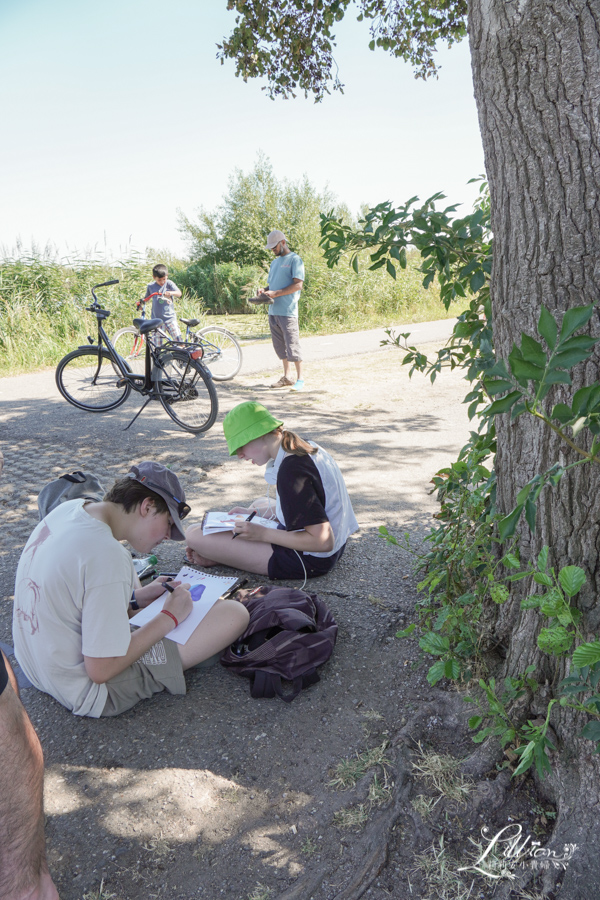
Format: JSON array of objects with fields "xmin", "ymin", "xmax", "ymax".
[
  {"xmin": 0, "ymin": 250, "xmax": 457, "ymax": 376},
  {"xmin": 0, "ymin": 255, "xmax": 208, "ymax": 375}
]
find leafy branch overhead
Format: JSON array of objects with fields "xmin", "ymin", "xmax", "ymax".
[{"xmin": 218, "ymin": 0, "xmax": 468, "ymax": 99}]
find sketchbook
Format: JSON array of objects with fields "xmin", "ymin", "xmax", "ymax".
[
  {"xmin": 130, "ymin": 566, "xmax": 238, "ymax": 645},
  {"xmin": 202, "ymin": 511, "xmax": 279, "ymax": 535}
]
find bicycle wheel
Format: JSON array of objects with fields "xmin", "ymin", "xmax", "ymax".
[
  {"xmin": 112, "ymin": 326, "xmax": 146, "ymax": 375},
  {"xmin": 56, "ymin": 347, "xmax": 132, "ymax": 411},
  {"xmin": 195, "ymin": 325, "xmax": 242, "ymax": 381},
  {"xmin": 156, "ymin": 349, "xmax": 218, "ymax": 434}
]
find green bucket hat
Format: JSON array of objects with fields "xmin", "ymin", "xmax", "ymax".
[{"xmin": 223, "ymin": 402, "xmax": 283, "ymax": 456}]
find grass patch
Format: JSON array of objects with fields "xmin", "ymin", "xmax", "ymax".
[
  {"xmin": 328, "ymin": 740, "xmax": 391, "ymax": 790},
  {"xmin": 247, "ymin": 885, "xmax": 272, "ymax": 900},
  {"xmin": 411, "ymin": 742, "xmax": 472, "ymax": 806},
  {"xmin": 83, "ymin": 880, "xmax": 118, "ymax": 900},
  {"xmin": 411, "ymin": 836, "xmax": 475, "ymax": 900}
]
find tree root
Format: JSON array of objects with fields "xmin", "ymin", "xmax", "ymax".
[{"xmin": 275, "ymin": 746, "xmax": 415, "ymax": 900}]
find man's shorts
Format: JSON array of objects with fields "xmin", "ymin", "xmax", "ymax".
[
  {"xmin": 101, "ymin": 637, "xmax": 186, "ymax": 717},
  {"xmin": 269, "ymin": 315, "xmax": 302, "ymax": 362}
]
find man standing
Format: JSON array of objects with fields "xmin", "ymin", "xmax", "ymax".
[{"xmin": 261, "ymin": 230, "xmax": 305, "ymax": 391}]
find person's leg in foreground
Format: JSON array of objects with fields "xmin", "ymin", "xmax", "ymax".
[{"xmin": 0, "ymin": 651, "xmax": 60, "ymax": 900}]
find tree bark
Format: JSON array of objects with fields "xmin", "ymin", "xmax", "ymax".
[{"xmin": 468, "ymin": 2, "xmax": 600, "ymax": 895}]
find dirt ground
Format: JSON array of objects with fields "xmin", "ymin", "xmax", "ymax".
[{"xmin": 0, "ymin": 342, "xmax": 554, "ymax": 900}]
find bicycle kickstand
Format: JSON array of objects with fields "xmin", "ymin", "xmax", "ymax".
[{"xmin": 122, "ymin": 396, "xmax": 153, "ymax": 431}]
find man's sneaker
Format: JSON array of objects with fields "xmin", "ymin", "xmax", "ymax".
[{"xmin": 291, "ymin": 379, "xmax": 305, "ymax": 392}]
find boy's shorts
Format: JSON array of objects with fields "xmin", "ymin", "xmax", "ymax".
[
  {"xmin": 269, "ymin": 315, "xmax": 302, "ymax": 362},
  {"xmin": 101, "ymin": 637, "xmax": 186, "ymax": 717}
]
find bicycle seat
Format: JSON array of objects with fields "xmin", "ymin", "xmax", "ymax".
[
  {"xmin": 180, "ymin": 318, "xmax": 201, "ymax": 328},
  {"xmin": 139, "ymin": 318, "xmax": 164, "ymax": 335}
]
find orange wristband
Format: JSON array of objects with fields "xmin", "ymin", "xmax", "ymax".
[{"xmin": 160, "ymin": 609, "xmax": 178, "ymax": 628}]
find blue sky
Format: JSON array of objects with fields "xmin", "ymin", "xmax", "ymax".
[{"xmin": 0, "ymin": 0, "xmax": 484, "ymax": 260}]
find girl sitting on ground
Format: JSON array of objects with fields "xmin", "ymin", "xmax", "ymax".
[{"xmin": 185, "ymin": 401, "xmax": 358, "ymax": 580}]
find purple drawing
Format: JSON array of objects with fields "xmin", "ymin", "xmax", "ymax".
[{"xmin": 189, "ymin": 584, "xmax": 206, "ymax": 603}]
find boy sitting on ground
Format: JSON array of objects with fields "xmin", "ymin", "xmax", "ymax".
[
  {"xmin": 12, "ymin": 461, "xmax": 249, "ymax": 717},
  {"xmin": 145, "ymin": 263, "xmax": 183, "ymax": 345}
]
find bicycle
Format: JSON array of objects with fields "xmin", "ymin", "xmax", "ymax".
[
  {"xmin": 112, "ymin": 295, "xmax": 243, "ymax": 381},
  {"xmin": 55, "ymin": 280, "xmax": 218, "ymax": 434}
]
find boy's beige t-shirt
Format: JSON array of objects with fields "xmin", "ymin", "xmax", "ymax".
[{"xmin": 13, "ymin": 499, "xmax": 135, "ymax": 717}]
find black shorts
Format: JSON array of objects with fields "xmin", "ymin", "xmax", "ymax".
[
  {"xmin": 268, "ymin": 543, "xmax": 345, "ymax": 580},
  {"xmin": 0, "ymin": 652, "xmax": 9, "ymax": 698}
]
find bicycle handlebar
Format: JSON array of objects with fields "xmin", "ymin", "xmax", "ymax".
[{"xmin": 92, "ymin": 280, "xmax": 119, "ymax": 289}]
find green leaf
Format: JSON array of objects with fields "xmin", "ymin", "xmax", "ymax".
[
  {"xmin": 488, "ymin": 391, "xmax": 522, "ymax": 415},
  {"xmin": 386, "ymin": 259, "xmax": 397, "ymax": 280},
  {"xmin": 444, "ymin": 658, "xmax": 461, "ymax": 680},
  {"xmin": 426, "ymin": 659, "xmax": 447, "ymax": 685},
  {"xmin": 498, "ymin": 504, "xmax": 524, "ymax": 541},
  {"xmin": 538, "ymin": 306, "xmax": 558, "ymax": 350},
  {"xmin": 503, "ymin": 552, "xmax": 521, "ymax": 569},
  {"xmin": 510, "ymin": 357, "xmax": 546, "ymax": 382},
  {"xmin": 559, "ymin": 305, "xmax": 594, "ymax": 341},
  {"xmin": 468, "ymin": 716, "xmax": 483, "ymax": 730},
  {"xmin": 351, "ymin": 254, "xmax": 359, "ymax": 274},
  {"xmin": 521, "ymin": 595, "xmax": 541, "ymax": 610},
  {"xmin": 551, "ymin": 348, "xmax": 593, "ymax": 369},
  {"xmin": 558, "ymin": 566, "xmax": 586, "ymax": 598},
  {"xmin": 581, "ymin": 721, "xmax": 600, "ymax": 742},
  {"xmin": 525, "ymin": 496, "xmax": 538, "ymax": 532},
  {"xmin": 572, "ymin": 641, "xmax": 600, "ymax": 668},
  {"xmin": 469, "ymin": 270, "xmax": 486, "ymax": 293},
  {"xmin": 538, "ymin": 546, "xmax": 549, "ymax": 571},
  {"xmin": 419, "ymin": 632, "xmax": 450, "ymax": 656},
  {"xmin": 521, "ymin": 334, "xmax": 547, "ymax": 368},
  {"xmin": 396, "ymin": 623, "xmax": 416, "ymax": 639},
  {"xmin": 552, "ymin": 402, "xmax": 574, "ymax": 423},
  {"xmin": 512, "ymin": 741, "xmax": 535, "ymax": 777},
  {"xmin": 485, "ymin": 379, "xmax": 515, "ymax": 396},
  {"xmin": 533, "ymin": 573, "xmax": 553, "ymax": 587},
  {"xmin": 537, "ymin": 626, "xmax": 573, "ymax": 655}
]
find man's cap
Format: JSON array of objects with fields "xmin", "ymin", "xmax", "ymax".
[
  {"xmin": 266, "ymin": 230, "xmax": 287, "ymax": 250},
  {"xmin": 127, "ymin": 461, "xmax": 189, "ymax": 541},
  {"xmin": 223, "ymin": 402, "xmax": 283, "ymax": 456}
]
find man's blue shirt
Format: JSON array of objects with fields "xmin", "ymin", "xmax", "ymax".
[{"xmin": 267, "ymin": 252, "xmax": 305, "ymax": 317}]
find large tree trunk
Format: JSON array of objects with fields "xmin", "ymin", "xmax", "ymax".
[{"xmin": 468, "ymin": 2, "xmax": 600, "ymax": 895}]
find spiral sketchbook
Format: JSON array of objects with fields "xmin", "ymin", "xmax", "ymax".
[
  {"xmin": 202, "ymin": 511, "xmax": 279, "ymax": 535},
  {"xmin": 130, "ymin": 566, "xmax": 238, "ymax": 645}
]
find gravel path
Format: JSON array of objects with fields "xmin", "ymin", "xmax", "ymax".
[{"xmin": 0, "ymin": 321, "xmax": 470, "ymax": 900}]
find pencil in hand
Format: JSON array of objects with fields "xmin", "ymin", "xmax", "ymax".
[{"xmin": 232, "ymin": 510, "xmax": 257, "ymax": 540}]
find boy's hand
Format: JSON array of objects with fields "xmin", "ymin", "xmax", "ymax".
[
  {"xmin": 163, "ymin": 583, "xmax": 193, "ymax": 624},
  {"xmin": 135, "ymin": 577, "xmax": 182, "ymax": 607}
]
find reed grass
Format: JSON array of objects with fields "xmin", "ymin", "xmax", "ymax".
[{"xmin": 0, "ymin": 250, "xmax": 460, "ymax": 376}]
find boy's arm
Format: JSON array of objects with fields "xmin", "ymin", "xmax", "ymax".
[
  {"xmin": 84, "ymin": 583, "xmax": 192, "ymax": 683},
  {"xmin": 165, "ymin": 280, "xmax": 182, "ymax": 300}
]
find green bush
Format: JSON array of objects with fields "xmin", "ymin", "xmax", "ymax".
[{"xmin": 169, "ymin": 260, "xmax": 264, "ymax": 313}]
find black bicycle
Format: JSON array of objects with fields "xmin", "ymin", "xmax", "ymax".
[{"xmin": 55, "ymin": 280, "xmax": 218, "ymax": 434}]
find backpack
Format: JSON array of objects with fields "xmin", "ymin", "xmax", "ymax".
[
  {"xmin": 220, "ymin": 586, "xmax": 338, "ymax": 702},
  {"xmin": 38, "ymin": 471, "xmax": 105, "ymax": 520}
]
